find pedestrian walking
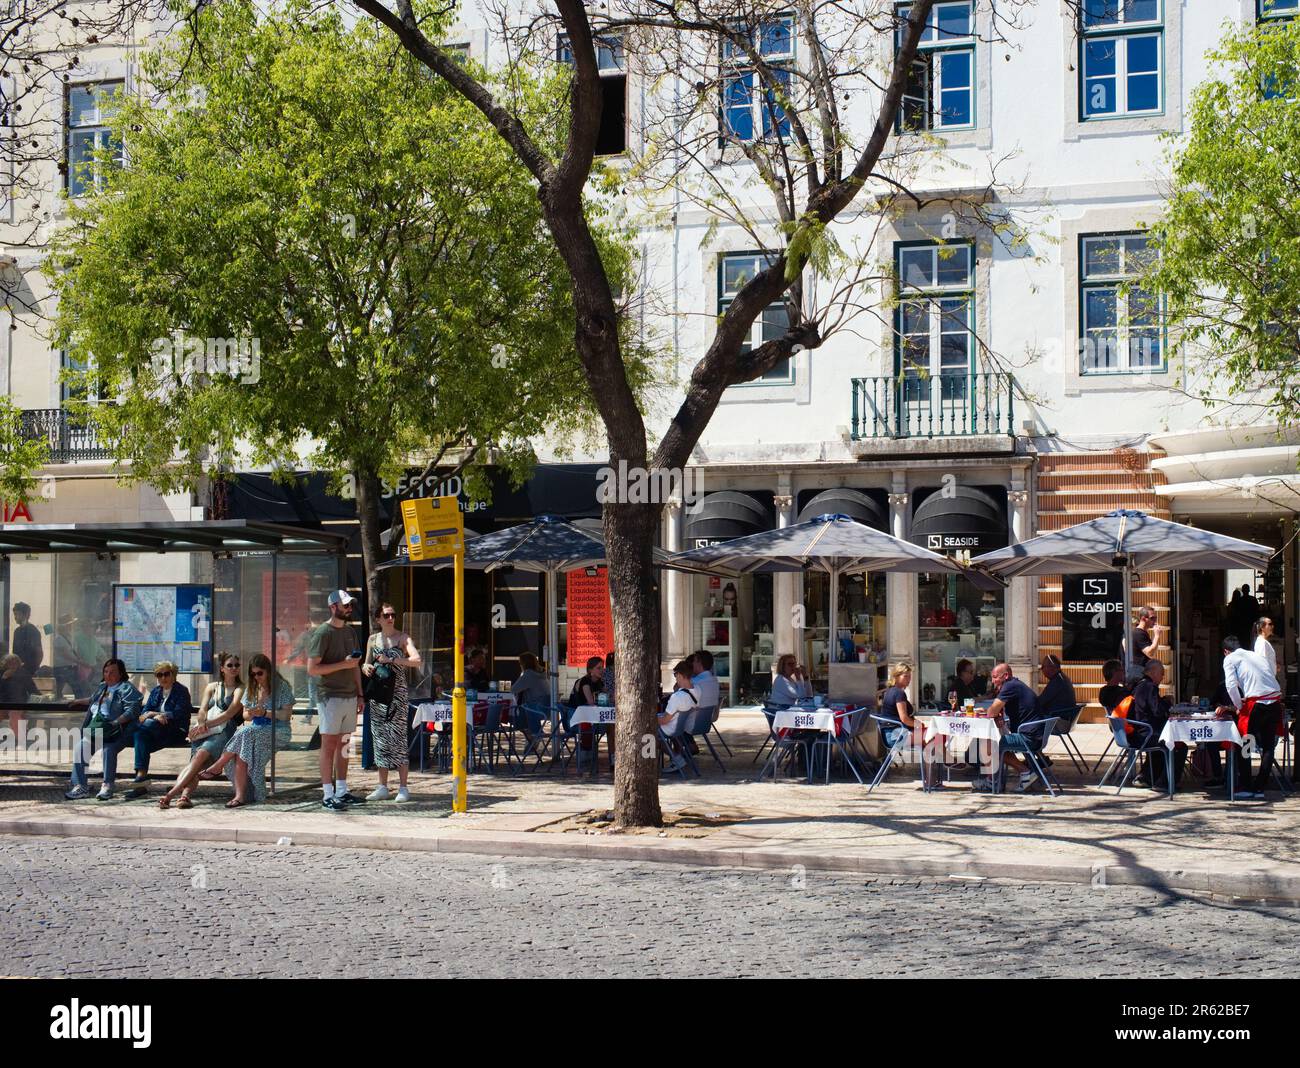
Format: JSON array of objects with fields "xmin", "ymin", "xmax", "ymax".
[
  {"xmin": 363, "ymin": 603, "xmax": 421, "ymax": 802},
  {"xmin": 307, "ymin": 589, "xmax": 365, "ymax": 810}
]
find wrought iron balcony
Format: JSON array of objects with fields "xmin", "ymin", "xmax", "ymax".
[
  {"xmin": 850, "ymin": 373, "xmax": 1016, "ymax": 440},
  {"xmin": 20, "ymin": 407, "xmax": 114, "ymax": 463}
]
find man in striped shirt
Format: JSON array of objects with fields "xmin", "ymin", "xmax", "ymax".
[{"xmin": 1218, "ymin": 636, "xmax": 1283, "ymax": 800}]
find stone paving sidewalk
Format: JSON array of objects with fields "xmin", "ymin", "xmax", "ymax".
[{"xmin": 3, "ymin": 709, "xmax": 1298, "ymax": 900}]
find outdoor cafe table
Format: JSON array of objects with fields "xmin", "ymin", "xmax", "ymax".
[
  {"xmin": 767, "ymin": 704, "xmax": 864, "ymax": 784},
  {"xmin": 410, "ymin": 694, "xmax": 515, "ymax": 771},
  {"xmin": 1159, "ymin": 713, "xmax": 1244, "ymax": 801},
  {"xmin": 923, "ymin": 714, "xmax": 1004, "ymax": 788},
  {"xmin": 570, "ymin": 704, "xmax": 617, "ymax": 777}
]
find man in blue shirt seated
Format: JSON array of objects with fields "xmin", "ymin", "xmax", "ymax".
[{"xmin": 979, "ymin": 662, "xmax": 1041, "ymax": 792}]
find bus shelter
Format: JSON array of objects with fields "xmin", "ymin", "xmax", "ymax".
[{"xmin": 0, "ymin": 520, "xmax": 349, "ymax": 795}]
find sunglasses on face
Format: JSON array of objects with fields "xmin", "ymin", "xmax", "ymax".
[
  {"xmin": 381, "ymin": 612, "xmax": 395, "ymax": 619},
  {"xmin": 156, "ymin": 671, "xmax": 173, "ymax": 679},
  {"xmin": 223, "ymin": 661, "xmax": 240, "ymax": 669},
  {"xmin": 251, "ymin": 669, "xmax": 265, "ymax": 676}
]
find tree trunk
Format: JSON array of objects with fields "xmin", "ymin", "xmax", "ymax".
[
  {"xmin": 604, "ymin": 499, "xmax": 664, "ymax": 828},
  {"xmin": 354, "ymin": 466, "xmax": 386, "ymax": 623}
]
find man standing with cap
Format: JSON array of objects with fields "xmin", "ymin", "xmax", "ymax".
[{"xmin": 308, "ymin": 590, "xmax": 366, "ymax": 810}]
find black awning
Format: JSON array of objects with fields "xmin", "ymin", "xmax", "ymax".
[
  {"xmin": 0, "ymin": 520, "xmax": 350, "ymax": 556},
  {"xmin": 796, "ymin": 488, "xmax": 888, "ymax": 531},
  {"xmin": 911, "ymin": 486, "xmax": 1008, "ymax": 554},
  {"xmin": 685, "ymin": 491, "xmax": 774, "ymax": 548}
]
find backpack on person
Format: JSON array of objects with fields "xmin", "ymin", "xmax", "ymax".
[{"xmin": 1113, "ymin": 694, "xmax": 1136, "ymax": 737}]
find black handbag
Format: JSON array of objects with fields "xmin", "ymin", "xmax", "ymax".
[{"xmin": 363, "ymin": 643, "xmax": 398, "ymax": 706}]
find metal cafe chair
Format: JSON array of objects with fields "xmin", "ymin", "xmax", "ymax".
[
  {"xmin": 1001, "ymin": 716, "xmax": 1062, "ymax": 797},
  {"xmin": 1101, "ymin": 715, "xmax": 1170, "ymax": 795},
  {"xmin": 867, "ymin": 713, "xmax": 918, "ymax": 793},
  {"xmin": 1045, "ymin": 703, "xmax": 1088, "ymax": 775}
]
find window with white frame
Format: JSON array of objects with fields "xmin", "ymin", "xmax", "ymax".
[
  {"xmin": 1080, "ymin": 1, "xmax": 1162, "ymax": 120},
  {"xmin": 557, "ymin": 33, "xmax": 627, "ymax": 154},
  {"xmin": 720, "ymin": 252, "xmax": 793, "ymax": 383},
  {"xmin": 721, "ymin": 14, "xmax": 794, "ymax": 143},
  {"xmin": 896, "ymin": 1, "xmax": 975, "ymax": 132},
  {"xmin": 895, "ymin": 242, "xmax": 974, "ymax": 401},
  {"xmin": 66, "ymin": 82, "xmax": 124, "ymax": 196},
  {"xmin": 1079, "ymin": 233, "xmax": 1164, "ymax": 374},
  {"xmin": 1260, "ymin": 0, "xmax": 1300, "ymax": 21}
]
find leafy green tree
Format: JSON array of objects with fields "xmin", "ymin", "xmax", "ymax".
[
  {"xmin": 48, "ymin": 0, "xmax": 642, "ymax": 605},
  {"xmin": 1144, "ymin": 19, "xmax": 1300, "ymax": 424}
]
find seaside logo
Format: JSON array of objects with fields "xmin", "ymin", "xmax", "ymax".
[{"xmin": 49, "ymin": 999, "xmax": 151, "ymax": 1048}]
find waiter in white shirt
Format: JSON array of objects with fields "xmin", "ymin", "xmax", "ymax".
[
  {"xmin": 1252, "ymin": 617, "xmax": 1278, "ymax": 679},
  {"xmin": 1217, "ymin": 635, "xmax": 1283, "ymax": 799}
]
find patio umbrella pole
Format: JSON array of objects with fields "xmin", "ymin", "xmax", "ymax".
[
  {"xmin": 828, "ymin": 566, "xmax": 838, "ymax": 687},
  {"xmin": 547, "ymin": 565, "xmax": 560, "ymax": 759},
  {"xmin": 1122, "ymin": 564, "xmax": 1133, "ymax": 681}
]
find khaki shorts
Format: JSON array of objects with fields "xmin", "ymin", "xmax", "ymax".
[{"xmin": 318, "ymin": 696, "xmax": 360, "ymax": 736}]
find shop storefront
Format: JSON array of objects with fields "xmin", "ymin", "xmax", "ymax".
[
  {"xmin": 684, "ymin": 491, "xmax": 774, "ymax": 703},
  {"xmin": 910, "ymin": 485, "xmax": 1009, "ymax": 706}
]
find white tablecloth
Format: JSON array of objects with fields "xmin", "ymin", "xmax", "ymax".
[
  {"xmin": 773, "ymin": 708, "xmax": 837, "ymax": 734},
  {"xmin": 923, "ymin": 715, "xmax": 1003, "ymax": 744},
  {"xmin": 1159, "ymin": 718, "xmax": 1243, "ymax": 749},
  {"xmin": 571, "ymin": 704, "xmax": 618, "ymax": 727}
]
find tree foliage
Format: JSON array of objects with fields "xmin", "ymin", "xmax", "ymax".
[
  {"xmin": 1144, "ymin": 18, "xmax": 1300, "ymax": 423},
  {"xmin": 48, "ymin": 0, "xmax": 645, "ymax": 504}
]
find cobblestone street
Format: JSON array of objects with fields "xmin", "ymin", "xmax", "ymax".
[{"xmin": 1, "ymin": 836, "xmax": 1296, "ymax": 978}]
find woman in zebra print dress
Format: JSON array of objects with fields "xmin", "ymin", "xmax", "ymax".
[{"xmin": 363, "ymin": 603, "xmax": 421, "ymax": 802}]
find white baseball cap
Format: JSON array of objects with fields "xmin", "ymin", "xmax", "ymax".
[{"xmin": 327, "ymin": 589, "xmax": 354, "ymax": 607}]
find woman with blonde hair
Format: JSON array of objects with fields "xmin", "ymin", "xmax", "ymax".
[
  {"xmin": 770, "ymin": 654, "xmax": 813, "ymax": 707},
  {"xmin": 880, "ymin": 662, "xmax": 942, "ymax": 789},
  {"xmin": 201, "ymin": 653, "xmax": 294, "ymax": 806}
]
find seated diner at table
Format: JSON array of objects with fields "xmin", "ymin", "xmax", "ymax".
[
  {"xmin": 983, "ymin": 662, "xmax": 1042, "ymax": 792},
  {"xmin": 880, "ymin": 662, "xmax": 942, "ymax": 789},
  {"xmin": 657, "ymin": 659, "xmax": 698, "ymax": 772},
  {"xmin": 566, "ymin": 655, "xmax": 612, "ymax": 771},
  {"xmin": 1129, "ymin": 659, "xmax": 1185, "ymax": 792},
  {"xmin": 770, "ymin": 654, "xmax": 813, "ymax": 707}
]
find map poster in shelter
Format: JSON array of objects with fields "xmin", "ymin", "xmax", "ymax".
[
  {"xmin": 113, "ymin": 584, "xmax": 213, "ymax": 675},
  {"xmin": 566, "ymin": 567, "xmax": 614, "ymax": 668}
]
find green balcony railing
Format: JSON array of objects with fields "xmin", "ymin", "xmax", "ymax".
[{"xmin": 850, "ymin": 373, "xmax": 1015, "ymax": 440}]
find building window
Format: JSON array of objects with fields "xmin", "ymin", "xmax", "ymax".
[
  {"xmin": 60, "ymin": 350, "xmax": 105, "ymax": 405},
  {"xmin": 719, "ymin": 252, "xmax": 792, "ymax": 383},
  {"xmin": 1260, "ymin": 0, "xmax": 1300, "ymax": 21},
  {"xmin": 1079, "ymin": 232, "xmax": 1164, "ymax": 374},
  {"xmin": 66, "ymin": 82, "xmax": 124, "ymax": 196},
  {"xmin": 1080, "ymin": 1, "xmax": 1162, "ymax": 119},
  {"xmin": 721, "ymin": 14, "xmax": 794, "ymax": 142},
  {"xmin": 895, "ymin": 242, "xmax": 974, "ymax": 403},
  {"xmin": 896, "ymin": 2, "xmax": 975, "ymax": 132},
  {"xmin": 557, "ymin": 33, "xmax": 627, "ymax": 154}
]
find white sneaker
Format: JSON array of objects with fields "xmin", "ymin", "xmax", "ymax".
[
  {"xmin": 366, "ymin": 785, "xmax": 392, "ymax": 801},
  {"xmin": 64, "ymin": 785, "xmax": 89, "ymax": 800},
  {"xmin": 96, "ymin": 784, "xmax": 113, "ymax": 801},
  {"xmin": 395, "ymin": 787, "xmax": 412, "ymax": 803}
]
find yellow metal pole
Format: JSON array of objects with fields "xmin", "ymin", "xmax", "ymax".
[{"xmin": 452, "ymin": 547, "xmax": 467, "ymax": 813}]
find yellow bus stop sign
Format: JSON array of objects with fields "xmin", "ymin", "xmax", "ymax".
[{"xmin": 401, "ymin": 495, "xmax": 465, "ymax": 561}]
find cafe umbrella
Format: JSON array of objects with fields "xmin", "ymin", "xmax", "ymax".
[
  {"xmin": 971, "ymin": 509, "xmax": 1273, "ymax": 677},
  {"xmin": 666, "ymin": 512, "xmax": 967, "ymax": 671}
]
